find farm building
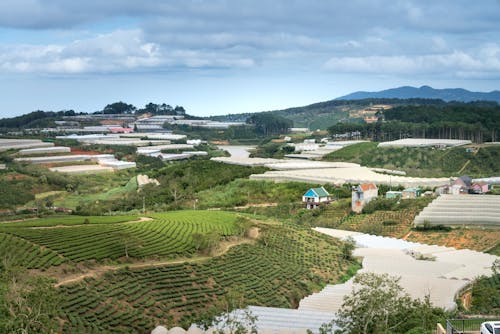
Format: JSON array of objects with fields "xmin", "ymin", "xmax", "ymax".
[
  {"xmin": 302, "ymin": 187, "xmax": 331, "ymax": 209},
  {"xmin": 470, "ymin": 182, "xmax": 490, "ymax": 194},
  {"xmin": 402, "ymin": 187, "xmax": 421, "ymax": 199},
  {"xmin": 351, "ymin": 183, "xmax": 378, "ymax": 213},
  {"xmin": 385, "ymin": 191, "xmax": 402, "ymax": 199}
]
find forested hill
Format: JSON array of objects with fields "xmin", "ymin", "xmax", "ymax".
[
  {"xmin": 329, "ymin": 102, "xmax": 500, "ymax": 143},
  {"xmin": 337, "ymin": 85, "xmax": 500, "ymax": 103},
  {"xmin": 211, "ymin": 98, "xmax": 446, "ymax": 130}
]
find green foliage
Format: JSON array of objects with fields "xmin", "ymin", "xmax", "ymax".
[
  {"xmin": 109, "ymin": 160, "xmax": 266, "ymax": 211},
  {"xmin": 324, "ymin": 142, "xmax": 500, "ymax": 177},
  {"xmin": 0, "ymin": 233, "xmax": 65, "ymax": 269},
  {"xmin": 0, "ymin": 258, "xmax": 61, "ymax": 333},
  {"xmin": 468, "ymin": 274, "xmax": 500, "ymax": 314},
  {"xmin": 329, "ymin": 102, "xmax": 500, "ymax": 142},
  {"xmin": 101, "ymin": 101, "xmax": 136, "ymax": 114},
  {"xmin": 166, "ymin": 124, "xmax": 262, "ymax": 143},
  {"xmin": 58, "ymin": 224, "xmax": 355, "ymax": 332},
  {"xmin": 341, "ymin": 237, "xmax": 356, "ymax": 260},
  {"xmin": 0, "ymin": 110, "xmax": 66, "ymax": 129},
  {"xmin": 250, "ymin": 141, "xmax": 294, "ymax": 158},
  {"xmin": 0, "ymin": 211, "xmax": 238, "ymax": 265},
  {"xmin": 0, "ymin": 179, "xmax": 35, "ymax": 209},
  {"xmin": 196, "ymin": 179, "xmax": 312, "ymax": 209},
  {"xmin": 0, "ymin": 215, "xmax": 137, "ymax": 228},
  {"xmin": 325, "ymin": 273, "xmax": 446, "ymax": 334},
  {"xmin": 246, "ymin": 113, "xmax": 293, "ymax": 135}
]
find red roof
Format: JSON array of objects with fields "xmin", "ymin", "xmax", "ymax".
[{"xmin": 359, "ymin": 183, "xmax": 378, "ymax": 191}]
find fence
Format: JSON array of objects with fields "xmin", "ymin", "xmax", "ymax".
[{"xmin": 446, "ymin": 318, "xmax": 499, "ymax": 334}]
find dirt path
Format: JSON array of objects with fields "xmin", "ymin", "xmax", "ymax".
[
  {"xmin": 54, "ymin": 238, "xmax": 252, "ymax": 287},
  {"xmin": 461, "ymin": 290, "xmax": 472, "ymax": 310},
  {"xmin": 208, "ymin": 203, "xmax": 278, "ymax": 211},
  {"xmin": 401, "ymin": 230, "xmax": 412, "ymax": 240}
]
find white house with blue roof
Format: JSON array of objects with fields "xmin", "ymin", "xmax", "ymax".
[{"xmin": 302, "ymin": 186, "xmax": 331, "ymax": 209}]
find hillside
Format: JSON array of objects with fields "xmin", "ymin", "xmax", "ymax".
[
  {"xmin": 337, "ymin": 85, "xmax": 500, "ymax": 103},
  {"xmin": 212, "ymin": 98, "xmax": 446, "ymax": 130},
  {"xmin": 0, "ymin": 212, "xmax": 355, "ymax": 332},
  {"xmin": 323, "ymin": 142, "xmax": 500, "ymax": 178}
]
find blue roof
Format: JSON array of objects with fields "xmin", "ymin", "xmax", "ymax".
[{"xmin": 303, "ymin": 187, "xmax": 330, "ymax": 197}]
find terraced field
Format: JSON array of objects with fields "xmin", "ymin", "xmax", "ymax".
[
  {"xmin": 58, "ymin": 224, "xmax": 352, "ymax": 333},
  {"xmin": 333, "ymin": 209, "xmax": 418, "ymax": 238},
  {"xmin": 0, "ymin": 215, "xmax": 138, "ymax": 228},
  {"xmin": 0, "ymin": 233, "xmax": 65, "ymax": 268},
  {"xmin": 0, "ymin": 211, "xmax": 239, "ymax": 266}
]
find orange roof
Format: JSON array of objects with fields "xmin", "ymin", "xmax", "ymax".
[{"xmin": 359, "ymin": 183, "xmax": 378, "ymax": 191}]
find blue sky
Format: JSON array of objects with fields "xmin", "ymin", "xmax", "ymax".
[{"xmin": 1, "ymin": 0, "xmax": 499, "ymax": 117}]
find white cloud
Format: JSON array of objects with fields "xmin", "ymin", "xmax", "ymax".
[
  {"xmin": 324, "ymin": 45, "xmax": 500, "ymax": 78},
  {"xmin": 0, "ymin": 29, "xmax": 258, "ymax": 74}
]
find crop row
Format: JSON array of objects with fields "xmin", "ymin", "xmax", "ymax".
[
  {"xmin": 59, "ymin": 223, "xmax": 353, "ymax": 333},
  {"xmin": 0, "ymin": 233, "xmax": 65, "ymax": 268},
  {"xmin": 0, "ymin": 214, "xmax": 138, "ymax": 228},
  {"xmin": 2, "ymin": 210, "xmax": 239, "ymax": 265}
]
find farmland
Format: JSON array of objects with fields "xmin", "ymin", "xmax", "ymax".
[
  {"xmin": 58, "ymin": 222, "xmax": 353, "ymax": 333},
  {"xmin": 0, "ymin": 211, "xmax": 240, "ymax": 266}
]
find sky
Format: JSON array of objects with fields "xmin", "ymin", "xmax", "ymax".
[{"xmin": 1, "ymin": 0, "xmax": 500, "ymax": 118}]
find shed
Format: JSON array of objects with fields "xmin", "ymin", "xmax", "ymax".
[
  {"xmin": 471, "ymin": 182, "xmax": 490, "ymax": 194},
  {"xmin": 402, "ymin": 187, "xmax": 421, "ymax": 199},
  {"xmin": 302, "ymin": 187, "xmax": 331, "ymax": 209},
  {"xmin": 385, "ymin": 191, "xmax": 402, "ymax": 199}
]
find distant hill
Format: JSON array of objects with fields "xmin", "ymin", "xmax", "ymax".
[
  {"xmin": 337, "ymin": 85, "xmax": 500, "ymax": 103},
  {"xmin": 211, "ymin": 97, "xmax": 447, "ymax": 130}
]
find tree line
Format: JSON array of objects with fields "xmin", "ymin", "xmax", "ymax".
[{"xmin": 329, "ymin": 102, "xmax": 500, "ymax": 143}]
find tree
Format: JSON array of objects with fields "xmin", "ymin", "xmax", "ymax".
[
  {"xmin": 334, "ymin": 273, "xmax": 416, "ymax": 334},
  {"xmin": 246, "ymin": 113, "xmax": 293, "ymax": 135},
  {"xmin": 117, "ymin": 231, "xmax": 143, "ymax": 258},
  {"xmin": 101, "ymin": 101, "xmax": 136, "ymax": 114},
  {"xmin": 199, "ymin": 288, "xmax": 257, "ymax": 334},
  {"xmin": 341, "ymin": 236, "xmax": 356, "ymax": 260}
]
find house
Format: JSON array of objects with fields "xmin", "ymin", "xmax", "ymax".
[
  {"xmin": 450, "ymin": 175, "xmax": 472, "ymax": 195},
  {"xmin": 302, "ymin": 187, "xmax": 331, "ymax": 209},
  {"xmin": 352, "ymin": 183, "xmax": 378, "ymax": 213},
  {"xmin": 385, "ymin": 191, "xmax": 402, "ymax": 199},
  {"xmin": 402, "ymin": 187, "xmax": 421, "ymax": 199},
  {"xmin": 471, "ymin": 182, "xmax": 490, "ymax": 194}
]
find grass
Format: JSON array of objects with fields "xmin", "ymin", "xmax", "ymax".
[
  {"xmin": 53, "ymin": 176, "xmax": 138, "ymax": 209},
  {"xmin": 58, "ymin": 222, "xmax": 355, "ymax": 332},
  {"xmin": 486, "ymin": 243, "xmax": 500, "ymax": 256}
]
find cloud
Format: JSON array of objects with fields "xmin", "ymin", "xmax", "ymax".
[
  {"xmin": 0, "ymin": 0, "xmax": 499, "ymax": 80},
  {"xmin": 324, "ymin": 45, "xmax": 500, "ymax": 78},
  {"xmin": 0, "ymin": 29, "xmax": 256, "ymax": 74}
]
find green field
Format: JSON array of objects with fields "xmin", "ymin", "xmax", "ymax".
[
  {"xmin": 0, "ymin": 233, "xmax": 66, "ymax": 268},
  {"xmin": 53, "ymin": 176, "xmax": 138, "ymax": 209},
  {"xmin": 58, "ymin": 223, "xmax": 353, "ymax": 333},
  {"xmin": 0, "ymin": 215, "xmax": 138, "ymax": 228},
  {"xmin": 324, "ymin": 142, "xmax": 500, "ymax": 177},
  {"xmin": 0, "ymin": 211, "xmax": 239, "ymax": 266}
]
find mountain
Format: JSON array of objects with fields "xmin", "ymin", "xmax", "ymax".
[{"xmin": 336, "ymin": 85, "xmax": 500, "ymax": 103}]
